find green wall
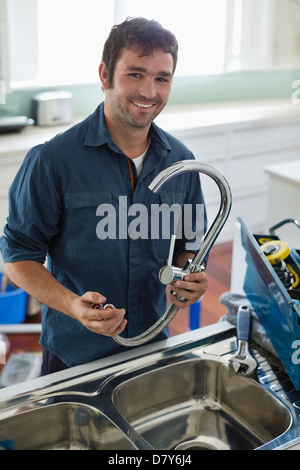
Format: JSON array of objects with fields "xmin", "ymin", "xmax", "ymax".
[{"xmin": 2, "ymin": 68, "xmax": 300, "ymax": 119}]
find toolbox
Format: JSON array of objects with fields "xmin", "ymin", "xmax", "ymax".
[{"xmin": 239, "ymin": 217, "xmax": 300, "ymax": 390}]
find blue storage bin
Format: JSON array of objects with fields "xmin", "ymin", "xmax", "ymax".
[
  {"xmin": 0, "ymin": 273, "xmax": 28, "ymax": 324},
  {"xmin": 189, "ymin": 300, "xmax": 202, "ymax": 330}
]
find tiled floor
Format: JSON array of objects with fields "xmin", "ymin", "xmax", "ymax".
[{"xmin": 169, "ymin": 241, "xmax": 233, "ymax": 336}]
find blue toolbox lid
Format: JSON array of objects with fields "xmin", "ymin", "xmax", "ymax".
[
  {"xmin": 239, "ymin": 217, "xmax": 300, "ymax": 336},
  {"xmin": 239, "ymin": 217, "xmax": 300, "ymax": 389}
]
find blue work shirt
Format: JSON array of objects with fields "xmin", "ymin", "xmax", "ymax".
[{"xmin": 0, "ymin": 103, "xmax": 206, "ymax": 367}]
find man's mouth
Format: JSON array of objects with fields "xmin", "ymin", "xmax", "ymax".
[{"xmin": 132, "ymin": 100, "xmax": 154, "ymax": 109}]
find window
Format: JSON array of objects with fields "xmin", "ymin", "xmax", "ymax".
[
  {"xmin": 0, "ymin": 0, "xmax": 230, "ymax": 88},
  {"xmin": 0, "ymin": 0, "xmax": 114, "ymax": 88},
  {"xmin": 37, "ymin": 0, "xmax": 114, "ymax": 86},
  {"xmin": 118, "ymin": 0, "xmax": 227, "ymax": 77},
  {"xmin": 0, "ymin": 0, "xmax": 286, "ymax": 90}
]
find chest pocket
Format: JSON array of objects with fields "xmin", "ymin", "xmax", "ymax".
[
  {"xmin": 64, "ymin": 190, "xmax": 114, "ymax": 239},
  {"xmin": 158, "ymin": 190, "xmax": 185, "ymax": 206},
  {"xmin": 63, "ymin": 191, "xmax": 115, "ymax": 262},
  {"xmin": 64, "ymin": 191, "xmax": 112, "ymax": 209}
]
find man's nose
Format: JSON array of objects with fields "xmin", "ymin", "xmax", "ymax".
[{"xmin": 139, "ymin": 78, "xmax": 156, "ymax": 100}]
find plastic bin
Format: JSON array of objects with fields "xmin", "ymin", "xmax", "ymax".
[
  {"xmin": 189, "ymin": 300, "xmax": 202, "ymax": 330},
  {"xmin": 0, "ymin": 273, "xmax": 28, "ymax": 324}
]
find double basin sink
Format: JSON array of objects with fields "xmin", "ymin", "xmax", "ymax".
[{"xmin": 0, "ymin": 322, "xmax": 299, "ymax": 450}]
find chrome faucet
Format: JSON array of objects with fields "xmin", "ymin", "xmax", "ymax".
[{"xmin": 114, "ymin": 159, "xmax": 232, "ymax": 347}]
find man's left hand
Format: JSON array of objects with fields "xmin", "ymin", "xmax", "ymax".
[{"xmin": 170, "ymin": 271, "xmax": 208, "ymax": 308}]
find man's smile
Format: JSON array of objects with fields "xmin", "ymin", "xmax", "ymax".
[{"xmin": 131, "ymin": 100, "xmax": 155, "ymax": 109}]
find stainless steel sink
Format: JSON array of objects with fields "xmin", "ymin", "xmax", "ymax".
[
  {"xmin": 0, "ymin": 323, "xmax": 299, "ymax": 450},
  {"xmin": 113, "ymin": 358, "xmax": 290, "ymax": 450},
  {"xmin": 0, "ymin": 402, "xmax": 135, "ymax": 450}
]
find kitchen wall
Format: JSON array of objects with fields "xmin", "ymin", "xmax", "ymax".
[{"xmin": 2, "ymin": 68, "xmax": 300, "ymax": 120}]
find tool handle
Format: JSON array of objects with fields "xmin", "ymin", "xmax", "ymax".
[{"xmin": 236, "ymin": 305, "xmax": 251, "ymax": 341}]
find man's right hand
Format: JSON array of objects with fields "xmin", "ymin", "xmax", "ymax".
[
  {"xmin": 71, "ymin": 291, "xmax": 127, "ymax": 337},
  {"xmin": 5, "ymin": 261, "xmax": 127, "ymax": 338}
]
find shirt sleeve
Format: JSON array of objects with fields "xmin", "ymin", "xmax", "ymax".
[{"xmin": 0, "ymin": 144, "xmax": 63, "ymax": 264}]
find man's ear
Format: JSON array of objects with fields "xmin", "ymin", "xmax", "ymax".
[{"xmin": 99, "ymin": 62, "xmax": 110, "ymax": 90}]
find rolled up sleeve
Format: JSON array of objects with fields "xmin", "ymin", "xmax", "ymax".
[{"xmin": 0, "ymin": 145, "xmax": 62, "ymax": 264}]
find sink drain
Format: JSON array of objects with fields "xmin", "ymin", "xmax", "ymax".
[{"xmin": 174, "ymin": 436, "xmax": 229, "ymax": 451}]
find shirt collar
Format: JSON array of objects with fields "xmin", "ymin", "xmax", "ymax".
[
  {"xmin": 84, "ymin": 102, "xmax": 112, "ymax": 148},
  {"xmin": 84, "ymin": 102, "xmax": 172, "ymax": 153}
]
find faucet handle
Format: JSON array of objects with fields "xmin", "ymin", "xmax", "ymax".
[
  {"xmin": 159, "ymin": 235, "xmax": 205, "ymax": 306},
  {"xmin": 159, "ymin": 234, "xmax": 185, "ymax": 286},
  {"xmin": 167, "ymin": 234, "xmax": 176, "ymax": 266}
]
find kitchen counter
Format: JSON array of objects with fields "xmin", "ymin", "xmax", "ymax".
[
  {"xmin": 265, "ymin": 159, "xmax": 300, "ymax": 185},
  {"xmin": 155, "ymin": 99, "xmax": 300, "ymax": 133},
  {"xmin": 264, "ymin": 159, "xmax": 300, "ymax": 248},
  {"xmin": 0, "ymin": 99, "xmax": 299, "ymax": 158}
]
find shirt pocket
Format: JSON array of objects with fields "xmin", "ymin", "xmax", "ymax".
[
  {"xmin": 64, "ymin": 191, "xmax": 112, "ymax": 209},
  {"xmin": 158, "ymin": 190, "xmax": 185, "ymax": 207},
  {"xmin": 62, "ymin": 191, "xmax": 115, "ymax": 263}
]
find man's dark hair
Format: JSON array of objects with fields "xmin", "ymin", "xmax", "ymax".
[{"xmin": 101, "ymin": 17, "xmax": 178, "ymax": 88}]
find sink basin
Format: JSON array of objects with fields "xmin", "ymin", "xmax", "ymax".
[
  {"xmin": 0, "ymin": 324, "xmax": 298, "ymax": 450},
  {"xmin": 113, "ymin": 358, "xmax": 291, "ymax": 450},
  {"xmin": 0, "ymin": 402, "xmax": 135, "ymax": 450}
]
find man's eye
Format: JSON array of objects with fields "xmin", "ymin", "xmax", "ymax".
[
  {"xmin": 129, "ymin": 73, "xmax": 141, "ymax": 78},
  {"xmin": 156, "ymin": 77, "xmax": 169, "ymax": 83}
]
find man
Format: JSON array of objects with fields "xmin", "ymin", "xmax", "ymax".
[{"xmin": 0, "ymin": 17, "xmax": 207, "ymax": 374}]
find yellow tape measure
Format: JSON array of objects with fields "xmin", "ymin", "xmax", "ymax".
[
  {"xmin": 287, "ymin": 264, "xmax": 300, "ymax": 288},
  {"xmin": 258, "ymin": 237, "xmax": 274, "ymax": 245},
  {"xmin": 260, "ymin": 240, "xmax": 290, "ymax": 265}
]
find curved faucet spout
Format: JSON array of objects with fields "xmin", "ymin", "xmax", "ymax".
[{"xmin": 114, "ymin": 160, "xmax": 232, "ymax": 347}]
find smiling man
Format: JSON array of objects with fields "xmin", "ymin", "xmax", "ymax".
[
  {"xmin": 0, "ymin": 17, "xmax": 208, "ymax": 375},
  {"xmin": 101, "ymin": 48, "xmax": 173, "ymax": 145}
]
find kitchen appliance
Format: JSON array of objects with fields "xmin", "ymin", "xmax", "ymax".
[
  {"xmin": 239, "ymin": 217, "xmax": 300, "ymax": 389},
  {"xmin": 31, "ymin": 91, "xmax": 72, "ymax": 126},
  {"xmin": 0, "ymin": 116, "xmax": 34, "ymax": 133}
]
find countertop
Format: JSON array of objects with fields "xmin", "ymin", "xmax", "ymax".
[
  {"xmin": 1, "ymin": 99, "xmax": 300, "ymax": 158},
  {"xmin": 265, "ymin": 159, "xmax": 300, "ymax": 184}
]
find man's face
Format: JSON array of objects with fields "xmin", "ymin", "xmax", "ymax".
[{"xmin": 101, "ymin": 47, "xmax": 174, "ymax": 131}]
